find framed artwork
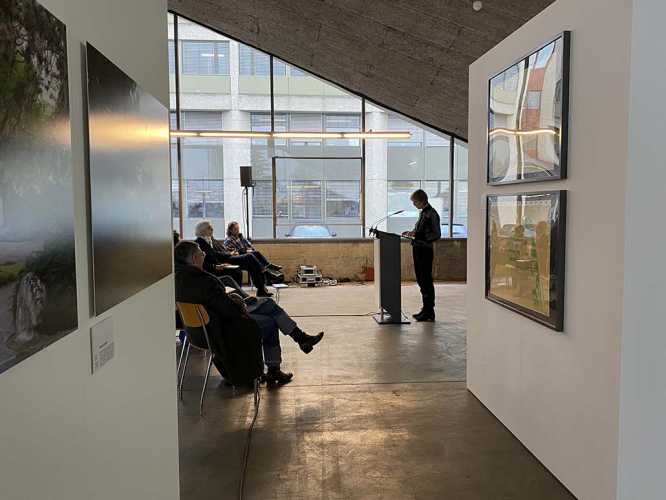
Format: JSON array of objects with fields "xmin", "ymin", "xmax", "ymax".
[
  {"xmin": 488, "ymin": 32, "xmax": 570, "ymax": 185},
  {"xmin": 0, "ymin": 0, "xmax": 78, "ymax": 374},
  {"xmin": 485, "ymin": 191, "xmax": 567, "ymax": 331},
  {"xmin": 86, "ymin": 43, "xmax": 172, "ymax": 315}
]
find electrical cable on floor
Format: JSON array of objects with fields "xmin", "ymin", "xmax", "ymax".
[
  {"xmin": 290, "ymin": 312, "xmax": 376, "ymax": 318},
  {"xmin": 239, "ymin": 378, "xmax": 261, "ymax": 500}
]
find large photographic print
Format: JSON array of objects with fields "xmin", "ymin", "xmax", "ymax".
[
  {"xmin": 485, "ymin": 191, "xmax": 566, "ymax": 331},
  {"xmin": 0, "ymin": 0, "xmax": 77, "ymax": 374},
  {"xmin": 86, "ymin": 43, "xmax": 171, "ymax": 315},
  {"xmin": 488, "ymin": 32, "xmax": 570, "ymax": 185}
]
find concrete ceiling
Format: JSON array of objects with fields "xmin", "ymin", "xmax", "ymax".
[{"xmin": 168, "ymin": 0, "xmax": 555, "ymax": 139}]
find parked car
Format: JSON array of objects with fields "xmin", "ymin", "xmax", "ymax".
[{"xmin": 285, "ymin": 225, "xmax": 337, "ymax": 238}]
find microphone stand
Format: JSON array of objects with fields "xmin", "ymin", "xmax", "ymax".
[{"xmin": 368, "ymin": 210, "xmax": 404, "ymax": 236}]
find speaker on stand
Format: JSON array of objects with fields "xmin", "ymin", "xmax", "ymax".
[{"xmin": 240, "ymin": 166, "xmax": 254, "ymax": 238}]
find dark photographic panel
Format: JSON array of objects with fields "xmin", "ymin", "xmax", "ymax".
[
  {"xmin": 0, "ymin": 0, "xmax": 77, "ymax": 374},
  {"xmin": 488, "ymin": 33, "xmax": 570, "ymax": 185},
  {"xmin": 485, "ymin": 191, "xmax": 566, "ymax": 331},
  {"xmin": 86, "ymin": 43, "xmax": 171, "ymax": 315}
]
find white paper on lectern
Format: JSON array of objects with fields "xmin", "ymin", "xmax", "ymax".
[{"xmin": 91, "ymin": 316, "xmax": 114, "ymax": 374}]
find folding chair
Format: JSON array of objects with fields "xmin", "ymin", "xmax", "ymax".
[{"xmin": 176, "ymin": 302, "xmax": 214, "ymax": 416}]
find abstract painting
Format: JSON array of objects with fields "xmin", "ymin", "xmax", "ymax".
[
  {"xmin": 488, "ymin": 32, "xmax": 570, "ymax": 185},
  {"xmin": 86, "ymin": 43, "xmax": 171, "ymax": 315},
  {"xmin": 0, "ymin": 0, "xmax": 77, "ymax": 374},
  {"xmin": 486, "ymin": 191, "xmax": 567, "ymax": 331}
]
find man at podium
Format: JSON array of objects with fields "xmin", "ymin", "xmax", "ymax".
[{"xmin": 402, "ymin": 189, "xmax": 441, "ymax": 322}]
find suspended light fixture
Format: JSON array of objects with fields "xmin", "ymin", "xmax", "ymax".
[{"xmin": 169, "ymin": 130, "xmax": 412, "ymax": 140}]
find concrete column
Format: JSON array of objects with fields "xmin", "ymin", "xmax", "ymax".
[
  {"xmin": 365, "ymin": 110, "xmax": 388, "ymax": 232},
  {"xmin": 222, "ymin": 110, "xmax": 251, "ymax": 231}
]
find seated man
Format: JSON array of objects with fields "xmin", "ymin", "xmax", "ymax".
[
  {"xmin": 194, "ymin": 220, "xmax": 272, "ymax": 297},
  {"xmin": 224, "ymin": 221, "xmax": 282, "ymax": 280},
  {"xmin": 174, "ymin": 227, "xmax": 247, "ymax": 297},
  {"xmin": 174, "ymin": 240, "xmax": 324, "ymax": 385}
]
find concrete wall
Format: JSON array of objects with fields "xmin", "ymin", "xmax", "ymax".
[
  {"xmin": 253, "ymin": 239, "xmax": 466, "ymax": 282},
  {"xmin": 0, "ymin": 1, "xmax": 180, "ymax": 500},
  {"xmin": 617, "ymin": 1, "xmax": 666, "ymax": 498},
  {"xmin": 467, "ymin": 1, "xmax": 633, "ymax": 499}
]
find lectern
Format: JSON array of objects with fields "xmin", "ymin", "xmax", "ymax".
[{"xmin": 371, "ymin": 229, "xmax": 409, "ymax": 324}]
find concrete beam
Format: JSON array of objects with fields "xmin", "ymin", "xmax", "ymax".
[{"xmin": 168, "ymin": 0, "xmax": 554, "ymax": 138}]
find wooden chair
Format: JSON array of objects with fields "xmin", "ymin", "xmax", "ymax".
[{"xmin": 176, "ymin": 302, "xmax": 214, "ymax": 416}]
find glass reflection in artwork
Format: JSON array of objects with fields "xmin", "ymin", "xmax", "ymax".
[
  {"xmin": 0, "ymin": 0, "xmax": 77, "ymax": 374},
  {"xmin": 488, "ymin": 33, "xmax": 569, "ymax": 184},
  {"xmin": 486, "ymin": 191, "xmax": 566, "ymax": 330}
]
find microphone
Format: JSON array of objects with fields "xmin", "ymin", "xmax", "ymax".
[{"xmin": 369, "ymin": 210, "xmax": 404, "ymax": 235}]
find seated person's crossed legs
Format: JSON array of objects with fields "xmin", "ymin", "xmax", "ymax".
[{"xmin": 174, "ymin": 240, "xmax": 323, "ymax": 386}]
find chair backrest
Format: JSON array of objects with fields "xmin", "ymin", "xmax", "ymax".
[{"xmin": 176, "ymin": 302, "xmax": 210, "ymax": 328}]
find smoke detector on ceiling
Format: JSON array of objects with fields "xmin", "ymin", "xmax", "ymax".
[{"xmin": 472, "ymin": 1, "xmax": 483, "ymax": 11}]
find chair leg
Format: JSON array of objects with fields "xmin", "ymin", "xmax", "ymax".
[
  {"xmin": 179, "ymin": 343, "xmax": 191, "ymax": 401},
  {"xmin": 176, "ymin": 336, "xmax": 188, "ymax": 379},
  {"xmin": 200, "ymin": 352, "xmax": 213, "ymax": 416}
]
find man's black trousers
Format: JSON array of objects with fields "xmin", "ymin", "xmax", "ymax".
[{"xmin": 413, "ymin": 245, "xmax": 435, "ymax": 313}]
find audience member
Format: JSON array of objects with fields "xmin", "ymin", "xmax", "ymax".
[
  {"xmin": 224, "ymin": 221, "xmax": 283, "ymax": 280},
  {"xmin": 194, "ymin": 220, "xmax": 273, "ymax": 297},
  {"xmin": 174, "ymin": 240, "xmax": 324, "ymax": 385}
]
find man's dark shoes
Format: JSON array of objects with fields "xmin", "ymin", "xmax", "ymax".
[
  {"xmin": 414, "ymin": 310, "xmax": 435, "ymax": 322},
  {"xmin": 290, "ymin": 327, "xmax": 324, "ymax": 354},
  {"xmin": 268, "ymin": 263, "xmax": 283, "ymax": 272},
  {"xmin": 412, "ymin": 310, "xmax": 425, "ymax": 319},
  {"xmin": 264, "ymin": 367, "xmax": 293, "ymax": 386},
  {"xmin": 257, "ymin": 288, "xmax": 273, "ymax": 297}
]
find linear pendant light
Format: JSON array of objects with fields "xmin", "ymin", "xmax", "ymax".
[{"xmin": 169, "ymin": 130, "xmax": 412, "ymax": 139}]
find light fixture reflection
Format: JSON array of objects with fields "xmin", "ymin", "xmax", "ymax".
[{"xmin": 489, "ymin": 128, "xmax": 559, "ymax": 137}]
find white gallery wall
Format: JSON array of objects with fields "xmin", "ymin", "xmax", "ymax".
[
  {"xmin": 617, "ymin": 1, "xmax": 666, "ymax": 498},
  {"xmin": 467, "ymin": 0, "xmax": 633, "ymax": 498},
  {"xmin": 0, "ymin": 1, "xmax": 180, "ymax": 499}
]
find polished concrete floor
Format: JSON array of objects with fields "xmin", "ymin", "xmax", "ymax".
[{"xmin": 178, "ymin": 283, "xmax": 574, "ymax": 500}]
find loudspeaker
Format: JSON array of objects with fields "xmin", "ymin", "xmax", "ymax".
[{"xmin": 240, "ymin": 166, "xmax": 253, "ymax": 187}]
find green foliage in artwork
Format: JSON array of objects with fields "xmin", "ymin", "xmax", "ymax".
[
  {"xmin": 0, "ymin": 0, "xmax": 68, "ymax": 140},
  {"xmin": 0, "ymin": 262, "xmax": 25, "ymax": 286}
]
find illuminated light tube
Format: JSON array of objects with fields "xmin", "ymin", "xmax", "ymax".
[
  {"xmin": 272, "ymin": 132, "xmax": 343, "ymax": 138},
  {"xmin": 198, "ymin": 131, "xmax": 272, "ymax": 138},
  {"xmin": 170, "ymin": 131, "xmax": 198, "ymax": 137},
  {"xmin": 170, "ymin": 130, "xmax": 413, "ymax": 139},
  {"xmin": 342, "ymin": 131, "xmax": 412, "ymax": 139},
  {"xmin": 489, "ymin": 128, "xmax": 559, "ymax": 137}
]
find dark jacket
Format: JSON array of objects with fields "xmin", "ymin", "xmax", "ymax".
[
  {"xmin": 195, "ymin": 237, "xmax": 230, "ymax": 274},
  {"xmin": 174, "ymin": 262, "xmax": 244, "ymax": 321},
  {"xmin": 174, "ymin": 262, "xmax": 263, "ymax": 383},
  {"xmin": 413, "ymin": 204, "xmax": 441, "ymax": 248}
]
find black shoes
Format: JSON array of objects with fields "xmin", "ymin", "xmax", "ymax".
[
  {"xmin": 257, "ymin": 288, "xmax": 273, "ymax": 297},
  {"xmin": 268, "ymin": 263, "xmax": 283, "ymax": 272},
  {"xmin": 290, "ymin": 327, "xmax": 324, "ymax": 354},
  {"xmin": 264, "ymin": 367, "xmax": 293, "ymax": 386},
  {"xmin": 413, "ymin": 310, "xmax": 436, "ymax": 322}
]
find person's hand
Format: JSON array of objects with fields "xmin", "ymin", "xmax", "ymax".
[
  {"xmin": 231, "ymin": 250, "xmax": 239, "ymax": 256},
  {"xmin": 228, "ymin": 292, "xmax": 247, "ymax": 311}
]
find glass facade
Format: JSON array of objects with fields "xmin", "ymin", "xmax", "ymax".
[{"xmin": 168, "ymin": 14, "xmax": 468, "ymax": 240}]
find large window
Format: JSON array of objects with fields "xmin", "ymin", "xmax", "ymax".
[
  {"xmin": 168, "ymin": 14, "xmax": 468, "ymax": 240},
  {"xmin": 182, "ymin": 41, "xmax": 229, "ymax": 75}
]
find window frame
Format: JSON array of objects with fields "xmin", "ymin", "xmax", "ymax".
[{"xmin": 169, "ymin": 13, "xmax": 468, "ymax": 241}]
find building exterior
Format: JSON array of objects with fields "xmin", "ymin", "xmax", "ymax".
[{"xmin": 168, "ymin": 15, "xmax": 468, "ymax": 240}]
